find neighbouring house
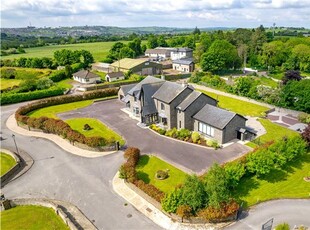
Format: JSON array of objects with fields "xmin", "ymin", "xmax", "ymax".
[
  {"xmin": 105, "ymin": 71, "xmax": 125, "ymax": 82},
  {"xmin": 72, "ymin": 70, "xmax": 101, "ymax": 84},
  {"xmin": 119, "ymin": 76, "xmax": 251, "ymax": 144},
  {"xmin": 110, "ymin": 58, "xmax": 162, "ymax": 76},
  {"xmin": 145, "ymin": 48, "xmax": 171, "ymax": 60},
  {"xmin": 171, "ymin": 48, "xmax": 193, "ymax": 60},
  {"xmin": 92, "ymin": 62, "xmax": 113, "ymax": 73},
  {"xmin": 172, "ymin": 58, "xmax": 195, "ymax": 72}
]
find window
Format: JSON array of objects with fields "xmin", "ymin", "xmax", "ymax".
[
  {"xmin": 198, "ymin": 122, "xmax": 214, "ymax": 137},
  {"xmin": 161, "ymin": 103, "xmax": 165, "ymax": 111},
  {"xmin": 134, "ymin": 97, "xmax": 137, "ymax": 102},
  {"xmin": 179, "ymin": 121, "xmax": 181, "ymax": 128}
]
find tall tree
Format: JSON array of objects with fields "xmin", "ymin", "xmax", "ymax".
[{"xmin": 147, "ymin": 35, "xmax": 158, "ymax": 49}]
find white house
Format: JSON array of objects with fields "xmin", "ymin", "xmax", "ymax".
[
  {"xmin": 145, "ymin": 48, "xmax": 172, "ymax": 60},
  {"xmin": 73, "ymin": 70, "xmax": 101, "ymax": 84},
  {"xmin": 105, "ymin": 71, "xmax": 125, "ymax": 82},
  {"xmin": 171, "ymin": 48, "xmax": 193, "ymax": 60},
  {"xmin": 172, "ymin": 58, "xmax": 195, "ymax": 72}
]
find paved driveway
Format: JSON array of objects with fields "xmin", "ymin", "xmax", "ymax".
[{"xmin": 59, "ymin": 99, "xmax": 250, "ymax": 174}]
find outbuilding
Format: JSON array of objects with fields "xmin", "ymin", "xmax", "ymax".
[
  {"xmin": 72, "ymin": 70, "xmax": 101, "ymax": 84},
  {"xmin": 105, "ymin": 72, "xmax": 125, "ymax": 82}
]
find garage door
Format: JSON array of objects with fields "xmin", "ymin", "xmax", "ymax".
[{"xmin": 141, "ymin": 67, "xmax": 153, "ymax": 75}]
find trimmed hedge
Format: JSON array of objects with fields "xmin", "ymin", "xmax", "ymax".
[
  {"xmin": 0, "ymin": 87, "xmax": 65, "ymax": 105},
  {"xmin": 83, "ymin": 79, "xmax": 139, "ymax": 91},
  {"xmin": 15, "ymin": 87, "xmax": 119, "ymax": 148}
]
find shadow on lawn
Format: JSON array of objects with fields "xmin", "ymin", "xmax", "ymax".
[{"xmin": 136, "ymin": 155, "xmax": 151, "ymax": 183}]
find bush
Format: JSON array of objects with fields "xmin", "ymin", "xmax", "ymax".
[
  {"xmin": 155, "ymin": 170, "xmax": 169, "ymax": 180},
  {"xmin": 49, "ymin": 70, "xmax": 67, "ymax": 82},
  {"xmin": 176, "ymin": 128, "xmax": 191, "ymax": 140},
  {"xmin": 124, "ymin": 147, "xmax": 140, "ymax": 162},
  {"xmin": 165, "ymin": 128, "xmax": 177, "ymax": 138},
  {"xmin": 298, "ymin": 112, "xmax": 310, "ymax": 124},
  {"xmin": 302, "ymin": 123, "xmax": 310, "ymax": 146},
  {"xmin": 83, "ymin": 124, "xmax": 92, "ymax": 130},
  {"xmin": 224, "ymin": 161, "xmax": 246, "ymax": 189},
  {"xmin": 275, "ymin": 223, "xmax": 290, "ymax": 230},
  {"xmin": 161, "ymin": 188, "xmax": 183, "ymax": 213},
  {"xmin": 176, "ymin": 205, "xmax": 192, "ymax": 222},
  {"xmin": 191, "ymin": 132, "xmax": 200, "ymax": 143},
  {"xmin": 134, "ymin": 180, "xmax": 165, "ymax": 202}
]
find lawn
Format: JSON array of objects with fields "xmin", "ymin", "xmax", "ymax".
[
  {"xmin": 256, "ymin": 76, "xmax": 279, "ymax": 88},
  {"xmin": 0, "ymin": 152, "xmax": 16, "ymax": 176},
  {"xmin": 247, "ymin": 118, "xmax": 299, "ymax": 147},
  {"xmin": 233, "ymin": 152, "xmax": 310, "ymax": 208},
  {"xmin": 136, "ymin": 155, "xmax": 188, "ymax": 194},
  {"xmin": 1, "ymin": 205, "xmax": 69, "ymax": 230},
  {"xmin": 28, "ymin": 100, "xmax": 94, "ymax": 119},
  {"xmin": 56, "ymin": 79, "xmax": 74, "ymax": 89},
  {"xmin": 66, "ymin": 118, "xmax": 125, "ymax": 145},
  {"xmin": 199, "ymin": 90, "xmax": 269, "ymax": 117},
  {"xmin": 2, "ymin": 40, "xmax": 146, "ymax": 62},
  {"xmin": 0, "ymin": 79, "xmax": 22, "ymax": 90}
]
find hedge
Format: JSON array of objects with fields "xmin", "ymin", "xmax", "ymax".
[
  {"xmin": 15, "ymin": 87, "xmax": 119, "ymax": 148},
  {"xmin": 49, "ymin": 70, "xmax": 67, "ymax": 82},
  {"xmin": 0, "ymin": 87, "xmax": 65, "ymax": 105},
  {"xmin": 82, "ymin": 79, "xmax": 139, "ymax": 91}
]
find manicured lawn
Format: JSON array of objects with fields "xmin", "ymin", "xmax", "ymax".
[
  {"xmin": 56, "ymin": 79, "xmax": 74, "ymax": 89},
  {"xmin": 28, "ymin": 100, "xmax": 94, "ymax": 119},
  {"xmin": 136, "ymin": 155, "xmax": 188, "ymax": 194},
  {"xmin": 199, "ymin": 90, "xmax": 269, "ymax": 117},
  {"xmin": 257, "ymin": 76, "xmax": 279, "ymax": 88},
  {"xmin": 0, "ymin": 152, "xmax": 16, "ymax": 176},
  {"xmin": 66, "ymin": 118, "xmax": 125, "ymax": 145},
  {"xmin": 247, "ymin": 119, "xmax": 299, "ymax": 147},
  {"xmin": 233, "ymin": 153, "xmax": 310, "ymax": 208},
  {"xmin": 1, "ymin": 205, "xmax": 69, "ymax": 230}
]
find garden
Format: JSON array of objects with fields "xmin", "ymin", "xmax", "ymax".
[
  {"xmin": 0, "ymin": 152, "xmax": 16, "ymax": 176},
  {"xmin": 1, "ymin": 205, "xmax": 69, "ymax": 230}
]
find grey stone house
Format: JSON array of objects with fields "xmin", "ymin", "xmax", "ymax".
[{"xmin": 119, "ymin": 76, "xmax": 250, "ymax": 144}]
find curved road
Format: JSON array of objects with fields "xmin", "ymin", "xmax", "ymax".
[{"xmin": 1, "ymin": 102, "xmax": 160, "ymax": 230}]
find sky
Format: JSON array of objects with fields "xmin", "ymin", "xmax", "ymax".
[{"xmin": 1, "ymin": 0, "xmax": 310, "ymax": 28}]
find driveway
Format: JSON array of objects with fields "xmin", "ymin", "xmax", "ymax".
[{"xmin": 59, "ymin": 99, "xmax": 251, "ymax": 174}]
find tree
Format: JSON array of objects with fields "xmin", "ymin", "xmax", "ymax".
[
  {"xmin": 119, "ymin": 46, "xmax": 135, "ymax": 59},
  {"xmin": 204, "ymin": 163, "xmax": 230, "ymax": 208},
  {"xmin": 193, "ymin": 26, "xmax": 201, "ymax": 35},
  {"xmin": 157, "ymin": 35, "xmax": 168, "ymax": 47},
  {"xmin": 36, "ymin": 77, "xmax": 54, "ymax": 90},
  {"xmin": 282, "ymin": 70, "xmax": 302, "ymax": 85},
  {"xmin": 128, "ymin": 38, "xmax": 142, "ymax": 56},
  {"xmin": 224, "ymin": 161, "xmax": 246, "ymax": 189},
  {"xmin": 194, "ymin": 33, "xmax": 212, "ymax": 62},
  {"xmin": 80, "ymin": 50, "xmax": 94, "ymax": 68},
  {"xmin": 183, "ymin": 35, "xmax": 196, "ymax": 50},
  {"xmin": 291, "ymin": 44, "xmax": 310, "ymax": 72},
  {"xmin": 234, "ymin": 77, "xmax": 256, "ymax": 96},
  {"xmin": 302, "ymin": 123, "xmax": 310, "ymax": 146},
  {"xmin": 246, "ymin": 149, "xmax": 275, "ymax": 176},
  {"xmin": 147, "ymin": 35, "xmax": 158, "ymax": 49},
  {"xmin": 250, "ymin": 26, "xmax": 267, "ymax": 55}
]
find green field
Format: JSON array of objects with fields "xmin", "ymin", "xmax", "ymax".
[
  {"xmin": 136, "ymin": 155, "xmax": 188, "ymax": 194},
  {"xmin": 2, "ymin": 40, "xmax": 146, "ymax": 62},
  {"xmin": 1, "ymin": 205, "xmax": 69, "ymax": 230},
  {"xmin": 233, "ymin": 152, "xmax": 310, "ymax": 207},
  {"xmin": 0, "ymin": 152, "xmax": 16, "ymax": 176},
  {"xmin": 199, "ymin": 90, "xmax": 269, "ymax": 117},
  {"xmin": 28, "ymin": 100, "xmax": 94, "ymax": 118},
  {"xmin": 66, "ymin": 118, "xmax": 125, "ymax": 145}
]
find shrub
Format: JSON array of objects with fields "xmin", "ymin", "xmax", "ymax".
[
  {"xmin": 165, "ymin": 128, "xmax": 177, "ymax": 138},
  {"xmin": 176, "ymin": 205, "xmax": 192, "ymax": 222},
  {"xmin": 161, "ymin": 188, "xmax": 183, "ymax": 213},
  {"xmin": 298, "ymin": 112, "xmax": 310, "ymax": 124},
  {"xmin": 155, "ymin": 170, "xmax": 169, "ymax": 180},
  {"xmin": 275, "ymin": 223, "xmax": 290, "ymax": 230},
  {"xmin": 83, "ymin": 124, "xmax": 92, "ymax": 130},
  {"xmin": 224, "ymin": 161, "xmax": 246, "ymax": 189},
  {"xmin": 302, "ymin": 123, "xmax": 310, "ymax": 146},
  {"xmin": 124, "ymin": 147, "xmax": 140, "ymax": 162},
  {"xmin": 49, "ymin": 70, "xmax": 67, "ymax": 82},
  {"xmin": 134, "ymin": 180, "xmax": 165, "ymax": 202},
  {"xmin": 191, "ymin": 132, "xmax": 200, "ymax": 143},
  {"xmin": 176, "ymin": 128, "xmax": 191, "ymax": 140}
]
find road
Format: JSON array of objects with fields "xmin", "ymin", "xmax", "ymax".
[{"xmin": 1, "ymin": 102, "xmax": 160, "ymax": 230}]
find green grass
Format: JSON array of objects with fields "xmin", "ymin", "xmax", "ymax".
[
  {"xmin": 136, "ymin": 155, "xmax": 188, "ymax": 194},
  {"xmin": 233, "ymin": 153, "xmax": 310, "ymax": 208},
  {"xmin": 56, "ymin": 79, "xmax": 74, "ymax": 89},
  {"xmin": 28, "ymin": 100, "xmax": 94, "ymax": 118},
  {"xmin": 256, "ymin": 76, "xmax": 279, "ymax": 88},
  {"xmin": 66, "ymin": 118, "xmax": 125, "ymax": 145},
  {"xmin": 199, "ymin": 90, "xmax": 269, "ymax": 117},
  {"xmin": 1, "ymin": 40, "xmax": 146, "ymax": 62},
  {"xmin": 0, "ymin": 152, "xmax": 16, "ymax": 176},
  {"xmin": 1, "ymin": 205, "xmax": 69, "ymax": 230},
  {"xmin": 247, "ymin": 119, "xmax": 299, "ymax": 147},
  {"xmin": 92, "ymin": 70, "xmax": 107, "ymax": 81},
  {"xmin": 1, "ymin": 67, "xmax": 52, "ymax": 79},
  {"xmin": 0, "ymin": 79, "xmax": 22, "ymax": 90}
]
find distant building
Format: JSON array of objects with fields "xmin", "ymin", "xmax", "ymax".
[
  {"xmin": 171, "ymin": 48, "xmax": 193, "ymax": 60},
  {"xmin": 105, "ymin": 71, "xmax": 125, "ymax": 82},
  {"xmin": 110, "ymin": 58, "xmax": 162, "ymax": 75},
  {"xmin": 145, "ymin": 48, "xmax": 174, "ymax": 60},
  {"xmin": 72, "ymin": 70, "xmax": 101, "ymax": 84},
  {"xmin": 92, "ymin": 62, "xmax": 112, "ymax": 73},
  {"xmin": 172, "ymin": 58, "xmax": 195, "ymax": 72}
]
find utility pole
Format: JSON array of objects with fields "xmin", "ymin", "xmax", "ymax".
[{"xmin": 12, "ymin": 134, "xmax": 19, "ymax": 156}]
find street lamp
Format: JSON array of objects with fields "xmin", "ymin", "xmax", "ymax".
[{"xmin": 11, "ymin": 134, "xmax": 19, "ymax": 155}]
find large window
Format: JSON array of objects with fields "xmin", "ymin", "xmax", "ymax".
[{"xmin": 198, "ymin": 122, "xmax": 214, "ymax": 137}]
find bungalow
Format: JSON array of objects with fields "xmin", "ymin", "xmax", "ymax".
[
  {"xmin": 105, "ymin": 72, "xmax": 125, "ymax": 82},
  {"xmin": 110, "ymin": 58, "xmax": 162, "ymax": 76},
  {"xmin": 171, "ymin": 48, "xmax": 193, "ymax": 60},
  {"xmin": 172, "ymin": 58, "xmax": 195, "ymax": 72},
  {"xmin": 145, "ymin": 48, "xmax": 171, "ymax": 60},
  {"xmin": 72, "ymin": 70, "xmax": 101, "ymax": 84},
  {"xmin": 119, "ymin": 76, "xmax": 251, "ymax": 144}
]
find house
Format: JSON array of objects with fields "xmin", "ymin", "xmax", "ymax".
[
  {"xmin": 110, "ymin": 58, "xmax": 162, "ymax": 76},
  {"xmin": 72, "ymin": 70, "xmax": 101, "ymax": 84},
  {"xmin": 119, "ymin": 76, "xmax": 250, "ymax": 144},
  {"xmin": 145, "ymin": 48, "xmax": 171, "ymax": 60},
  {"xmin": 172, "ymin": 58, "xmax": 195, "ymax": 72},
  {"xmin": 171, "ymin": 48, "xmax": 193, "ymax": 60},
  {"xmin": 92, "ymin": 62, "xmax": 113, "ymax": 73},
  {"xmin": 105, "ymin": 72, "xmax": 125, "ymax": 82}
]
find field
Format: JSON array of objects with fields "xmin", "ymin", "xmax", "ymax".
[
  {"xmin": 0, "ymin": 152, "xmax": 16, "ymax": 176},
  {"xmin": 199, "ymin": 90, "xmax": 269, "ymax": 117},
  {"xmin": 0, "ymin": 79, "xmax": 22, "ymax": 90},
  {"xmin": 233, "ymin": 152, "xmax": 310, "ymax": 207},
  {"xmin": 1, "ymin": 205, "xmax": 69, "ymax": 230},
  {"xmin": 66, "ymin": 118, "xmax": 125, "ymax": 145},
  {"xmin": 2, "ymin": 40, "xmax": 146, "ymax": 62},
  {"xmin": 136, "ymin": 155, "xmax": 188, "ymax": 194}
]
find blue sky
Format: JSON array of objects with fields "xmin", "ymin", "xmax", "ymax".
[{"xmin": 1, "ymin": 0, "xmax": 310, "ymax": 28}]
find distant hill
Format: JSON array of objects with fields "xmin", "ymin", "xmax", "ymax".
[{"xmin": 1, "ymin": 26, "xmax": 234, "ymax": 37}]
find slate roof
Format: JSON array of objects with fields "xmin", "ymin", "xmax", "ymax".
[
  {"xmin": 141, "ymin": 82, "xmax": 165, "ymax": 116},
  {"xmin": 173, "ymin": 58, "xmax": 194, "ymax": 65},
  {"xmin": 120, "ymin": 83, "xmax": 136, "ymax": 96},
  {"xmin": 107, "ymin": 71, "xmax": 124, "ymax": 78},
  {"xmin": 110, "ymin": 58, "xmax": 146, "ymax": 70},
  {"xmin": 193, "ymin": 104, "xmax": 246, "ymax": 130},
  {"xmin": 73, "ymin": 70, "xmax": 100, "ymax": 79},
  {"xmin": 127, "ymin": 76, "xmax": 164, "ymax": 97},
  {"xmin": 177, "ymin": 91, "xmax": 201, "ymax": 111},
  {"xmin": 145, "ymin": 49, "xmax": 170, "ymax": 55},
  {"xmin": 152, "ymin": 81, "xmax": 193, "ymax": 104},
  {"xmin": 172, "ymin": 47, "xmax": 193, "ymax": 52}
]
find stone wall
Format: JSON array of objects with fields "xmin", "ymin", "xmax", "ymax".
[{"xmin": 0, "ymin": 149, "xmax": 21, "ymax": 185}]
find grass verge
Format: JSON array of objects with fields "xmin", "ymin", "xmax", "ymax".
[
  {"xmin": 199, "ymin": 90, "xmax": 269, "ymax": 117},
  {"xmin": 233, "ymin": 152, "xmax": 310, "ymax": 208},
  {"xmin": 66, "ymin": 118, "xmax": 125, "ymax": 145},
  {"xmin": 136, "ymin": 155, "xmax": 188, "ymax": 194},
  {"xmin": 0, "ymin": 152, "xmax": 16, "ymax": 176},
  {"xmin": 1, "ymin": 205, "xmax": 69, "ymax": 230}
]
